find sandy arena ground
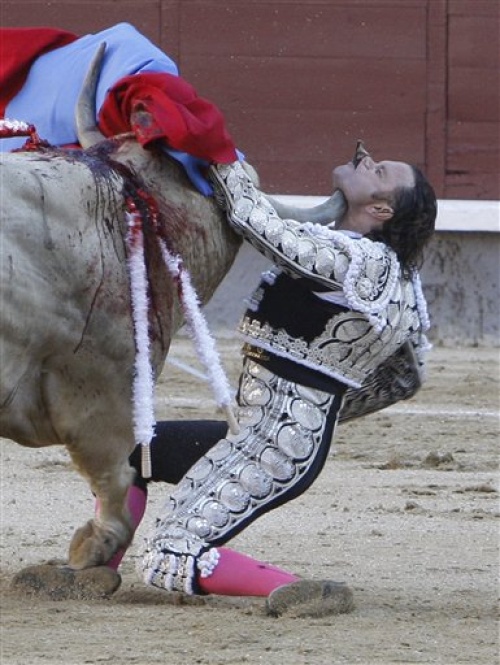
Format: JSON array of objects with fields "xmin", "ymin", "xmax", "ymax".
[{"xmin": 0, "ymin": 338, "xmax": 498, "ymax": 665}]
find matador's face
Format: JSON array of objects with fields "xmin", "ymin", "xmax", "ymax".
[{"xmin": 332, "ymin": 141, "xmax": 414, "ymax": 208}]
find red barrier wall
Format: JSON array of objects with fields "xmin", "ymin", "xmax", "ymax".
[{"xmin": 2, "ymin": 0, "xmax": 498, "ymax": 198}]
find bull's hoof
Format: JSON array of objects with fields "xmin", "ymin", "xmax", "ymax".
[
  {"xmin": 266, "ymin": 580, "xmax": 355, "ymax": 618},
  {"xmin": 10, "ymin": 564, "xmax": 121, "ymax": 601}
]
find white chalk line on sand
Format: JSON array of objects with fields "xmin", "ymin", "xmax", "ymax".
[
  {"xmin": 163, "ymin": 358, "xmax": 499, "ymax": 419},
  {"xmin": 157, "ymin": 396, "xmax": 499, "ymax": 420},
  {"xmin": 382, "ymin": 406, "xmax": 499, "ymax": 419}
]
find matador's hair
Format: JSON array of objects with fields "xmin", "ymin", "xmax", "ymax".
[{"xmin": 369, "ymin": 166, "xmax": 437, "ymax": 275}]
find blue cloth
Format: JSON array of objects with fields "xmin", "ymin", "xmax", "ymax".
[{"xmin": 1, "ymin": 23, "xmax": 230, "ymax": 194}]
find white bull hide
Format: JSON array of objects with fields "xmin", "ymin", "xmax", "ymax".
[{"xmin": 0, "ymin": 131, "xmax": 241, "ymax": 570}]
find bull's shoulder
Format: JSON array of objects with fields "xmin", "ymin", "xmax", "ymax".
[{"xmin": 1, "ymin": 147, "xmax": 121, "ymax": 190}]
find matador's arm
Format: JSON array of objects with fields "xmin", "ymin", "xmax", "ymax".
[{"xmin": 210, "ymin": 161, "xmax": 401, "ymax": 317}]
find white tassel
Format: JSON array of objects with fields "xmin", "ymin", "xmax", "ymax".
[
  {"xmin": 411, "ymin": 269, "xmax": 431, "ymax": 331},
  {"xmin": 126, "ymin": 211, "xmax": 156, "ymax": 478},
  {"xmin": 158, "ymin": 239, "xmax": 239, "ymax": 435},
  {"xmin": 124, "ymin": 202, "xmax": 239, "ymax": 474},
  {"xmin": 0, "ymin": 118, "xmax": 32, "ymax": 136}
]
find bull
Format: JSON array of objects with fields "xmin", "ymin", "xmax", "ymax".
[
  {"xmin": 1, "ymin": 44, "xmax": 394, "ymax": 589},
  {"xmin": 0, "ymin": 44, "xmax": 244, "ymax": 574}
]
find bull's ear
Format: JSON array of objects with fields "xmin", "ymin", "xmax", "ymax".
[{"xmin": 130, "ymin": 106, "xmax": 156, "ymax": 142}]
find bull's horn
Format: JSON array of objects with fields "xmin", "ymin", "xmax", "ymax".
[
  {"xmin": 265, "ymin": 188, "xmax": 347, "ymax": 226},
  {"xmin": 76, "ymin": 42, "xmax": 107, "ymax": 148}
]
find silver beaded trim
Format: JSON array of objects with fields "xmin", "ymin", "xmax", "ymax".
[
  {"xmin": 211, "ymin": 162, "xmax": 429, "ymax": 388},
  {"xmin": 141, "ymin": 359, "xmax": 339, "ymax": 594},
  {"xmin": 210, "ymin": 162, "xmax": 402, "ymax": 316},
  {"xmin": 238, "ymin": 281, "xmax": 423, "ymax": 389}
]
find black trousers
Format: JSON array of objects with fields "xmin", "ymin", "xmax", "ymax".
[
  {"xmin": 128, "ymin": 420, "xmax": 228, "ymax": 490},
  {"xmin": 129, "ymin": 349, "xmax": 347, "ymax": 494}
]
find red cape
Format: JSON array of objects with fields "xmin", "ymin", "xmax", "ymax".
[
  {"xmin": 99, "ymin": 72, "xmax": 237, "ymax": 163},
  {"xmin": 0, "ymin": 27, "xmax": 77, "ymax": 117}
]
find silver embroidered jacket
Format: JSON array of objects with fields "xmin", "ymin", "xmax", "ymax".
[{"xmin": 211, "ymin": 162, "xmax": 430, "ymax": 389}]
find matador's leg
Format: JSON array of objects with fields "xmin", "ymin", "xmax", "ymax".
[{"xmin": 141, "ymin": 357, "xmax": 345, "ymax": 595}]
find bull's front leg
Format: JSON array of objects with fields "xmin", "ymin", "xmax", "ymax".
[
  {"xmin": 10, "ymin": 439, "xmax": 136, "ymax": 600},
  {"xmin": 68, "ymin": 445, "xmax": 136, "ymax": 569},
  {"xmin": 38, "ymin": 355, "xmax": 141, "ymax": 571}
]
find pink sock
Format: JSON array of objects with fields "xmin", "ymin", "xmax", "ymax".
[
  {"xmin": 197, "ymin": 547, "xmax": 299, "ymax": 597},
  {"xmin": 95, "ymin": 485, "xmax": 148, "ymax": 571}
]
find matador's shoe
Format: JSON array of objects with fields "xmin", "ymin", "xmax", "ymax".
[{"xmin": 266, "ymin": 579, "xmax": 355, "ymax": 618}]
